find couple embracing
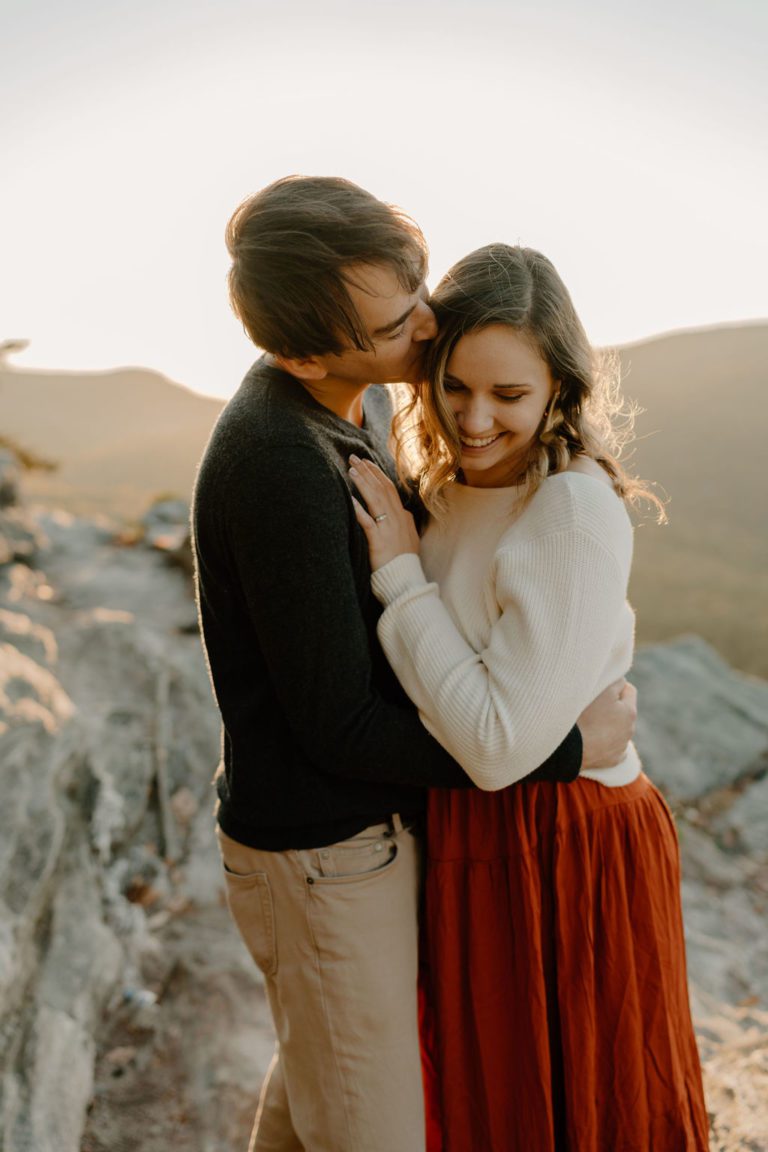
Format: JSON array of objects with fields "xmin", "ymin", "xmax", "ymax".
[{"xmin": 192, "ymin": 176, "xmax": 708, "ymax": 1151}]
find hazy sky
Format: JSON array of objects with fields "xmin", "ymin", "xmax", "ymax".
[{"xmin": 2, "ymin": 0, "xmax": 766, "ymax": 399}]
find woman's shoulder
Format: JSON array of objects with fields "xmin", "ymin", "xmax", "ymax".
[
  {"xmin": 564, "ymin": 454, "xmax": 614, "ymax": 486},
  {"xmin": 513, "ymin": 460, "xmax": 632, "ymax": 550}
]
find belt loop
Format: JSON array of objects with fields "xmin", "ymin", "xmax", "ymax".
[{"xmin": 391, "ymin": 812, "xmax": 404, "ymax": 834}]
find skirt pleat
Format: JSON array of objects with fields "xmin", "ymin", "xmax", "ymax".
[{"xmin": 423, "ymin": 773, "xmax": 709, "ymax": 1152}]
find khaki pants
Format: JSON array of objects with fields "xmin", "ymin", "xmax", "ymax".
[{"xmin": 217, "ymin": 818, "xmax": 425, "ymax": 1152}]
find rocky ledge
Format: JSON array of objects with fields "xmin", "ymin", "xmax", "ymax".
[{"xmin": 0, "ymin": 460, "xmax": 766, "ymax": 1151}]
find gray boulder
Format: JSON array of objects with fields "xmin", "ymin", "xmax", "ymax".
[
  {"xmin": 0, "ymin": 502, "xmax": 220, "ymax": 1152},
  {"xmin": 710, "ymin": 759, "xmax": 768, "ymax": 862},
  {"xmin": 632, "ymin": 635, "xmax": 768, "ymax": 801},
  {"xmin": 141, "ymin": 498, "xmax": 191, "ymax": 556}
]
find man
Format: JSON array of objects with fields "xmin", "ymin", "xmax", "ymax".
[{"xmin": 192, "ymin": 175, "xmax": 636, "ymax": 1152}]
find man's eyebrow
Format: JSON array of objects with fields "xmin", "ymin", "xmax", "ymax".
[{"xmin": 372, "ymin": 303, "xmax": 417, "ymax": 337}]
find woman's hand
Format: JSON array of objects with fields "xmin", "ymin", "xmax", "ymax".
[{"xmin": 349, "ymin": 454, "xmax": 420, "ymax": 572}]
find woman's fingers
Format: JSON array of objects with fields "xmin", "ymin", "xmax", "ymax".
[
  {"xmin": 348, "ymin": 457, "xmax": 420, "ymax": 571},
  {"xmin": 349, "ymin": 455, "xmax": 395, "ymax": 491},
  {"xmin": 351, "ymin": 495, "xmax": 375, "ymax": 532},
  {"xmin": 349, "ymin": 455, "xmax": 401, "ymax": 516}
]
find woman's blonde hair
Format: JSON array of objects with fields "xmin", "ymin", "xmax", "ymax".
[{"xmin": 394, "ymin": 244, "xmax": 665, "ymax": 520}]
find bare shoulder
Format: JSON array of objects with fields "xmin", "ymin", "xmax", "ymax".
[{"xmin": 565, "ymin": 455, "xmax": 614, "ymax": 488}]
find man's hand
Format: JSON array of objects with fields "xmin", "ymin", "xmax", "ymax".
[{"xmin": 578, "ymin": 679, "xmax": 637, "ymax": 771}]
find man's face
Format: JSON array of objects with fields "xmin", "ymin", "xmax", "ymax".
[{"xmin": 316, "ymin": 262, "xmax": 437, "ymax": 387}]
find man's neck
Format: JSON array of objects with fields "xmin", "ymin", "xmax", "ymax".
[
  {"xmin": 297, "ymin": 375, "xmax": 368, "ymax": 427},
  {"xmin": 266, "ymin": 355, "xmax": 369, "ymax": 426}
]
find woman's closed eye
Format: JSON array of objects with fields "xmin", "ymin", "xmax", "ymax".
[{"xmin": 444, "ymin": 378, "xmax": 525, "ymax": 403}]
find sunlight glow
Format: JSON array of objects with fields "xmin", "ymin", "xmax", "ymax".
[{"xmin": 2, "ymin": 0, "xmax": 766, "ymax": 398}]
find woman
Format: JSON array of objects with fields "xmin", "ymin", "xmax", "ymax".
[{"xmin": 349, "ymin": 245, "xmax": 708, "ymax": 1151}]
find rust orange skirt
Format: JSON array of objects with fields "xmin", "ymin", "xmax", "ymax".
[{"xmin": 421, "ymin": 773, "xmax": 709, "ymax": 1152}]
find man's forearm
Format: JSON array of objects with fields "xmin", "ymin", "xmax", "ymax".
[{"xmin": 524, "ymin": 724, "xmax": 582, "ymax": 784}]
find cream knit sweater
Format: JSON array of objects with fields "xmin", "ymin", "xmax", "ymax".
[{"xmin": 370, "ymin": 471, "xmax": 641, "ymax": 791}]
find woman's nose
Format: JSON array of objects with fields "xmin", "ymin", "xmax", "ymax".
[{"xmin": 457, "ymin": 397, "xmax": 494, "ymax": 434}]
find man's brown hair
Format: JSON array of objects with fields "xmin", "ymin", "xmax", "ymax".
[{"xmin": 225, "ymin": 175, "xmax": 428, "ymax": 359}]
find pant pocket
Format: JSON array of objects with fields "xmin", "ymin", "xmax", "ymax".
[
  {"xmin": 298, "ymin": 830, "xmax": 399, "ymax": 882},
  {"xmin": 221, "ymin": 865, "xmax": 277, "ymax": 977}
]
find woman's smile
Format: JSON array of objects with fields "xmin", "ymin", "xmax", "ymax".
[{"xmin": 458, "ymin": 432, "xmax": 505, "ymax": 451}]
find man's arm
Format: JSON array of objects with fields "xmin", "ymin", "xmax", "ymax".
[
  {"xmin": 527, "ymin": 726, "xmax": 582, "ymax": 783},
  {"xmin": 578, "ymin": 680, "xmax": 637, "ymax": 769}
]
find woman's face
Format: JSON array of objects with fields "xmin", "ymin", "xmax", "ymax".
[{"xmin": 441, "ymin": 325, "xmax": 555, "ymax": 488}]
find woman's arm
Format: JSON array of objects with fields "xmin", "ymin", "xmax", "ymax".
[{"xmin": 351, "ymin": 458, "xmax": 634, "ymax": 790}]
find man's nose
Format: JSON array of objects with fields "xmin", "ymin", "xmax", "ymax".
[{"xmin": 411, "ymin": 298, "xmax": 438, "ymax": 342}]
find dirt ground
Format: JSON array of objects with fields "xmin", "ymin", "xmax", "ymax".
[
  {"xmin": 81, "ymin": 901, "xmax": 274, "ymax": 1152},
  {"xmin": 80, "ymin": 895, "xmax": 768, "ymax": 1152}
]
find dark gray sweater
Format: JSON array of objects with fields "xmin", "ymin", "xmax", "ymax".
[{"xmin": 192, "ymin": 358, "xmax": 581, "ymax": 849}]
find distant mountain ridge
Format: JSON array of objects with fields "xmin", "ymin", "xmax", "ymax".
[
  {"xmin": 0, "ymin": 365, "xmax": 224, "ymax": 516},
  {"xmin": 616, "ymin": 322, "xmax": 768, "ymax": 677},
  {"xmin": 2, "ymin": 322, "xmax": 767, "ymax": 675}
]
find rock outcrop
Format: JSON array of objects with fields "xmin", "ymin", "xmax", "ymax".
[
  {"xmin": 1, "ymin": 461, "xmax": 766, "ymax": 1150},
  {"xmin": 0, "ymin": 472, "xmax": 221, "ymax": 1151}
]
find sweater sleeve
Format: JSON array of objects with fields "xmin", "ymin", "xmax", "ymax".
[
  {"xmin": 371, "ymin": 490, "xmax": 632, "ymax": 791},
  {"xmin": 221, "ymin": 443, "xmax": 473, "ymax": 790}
]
